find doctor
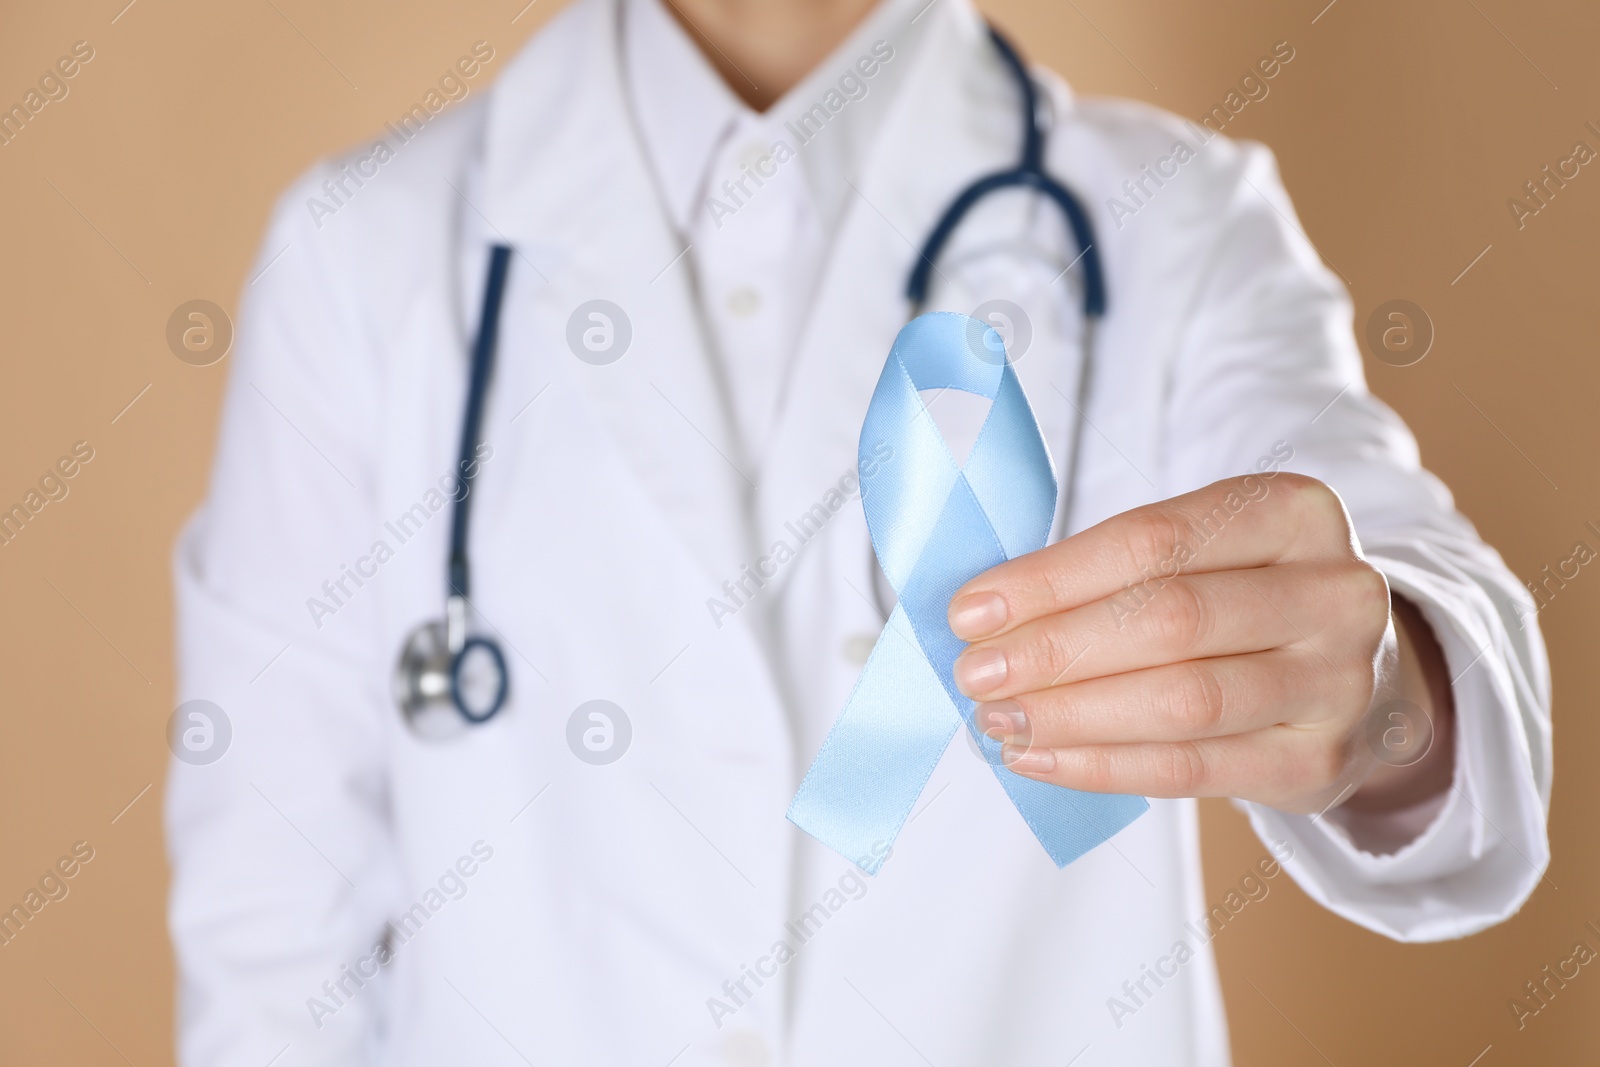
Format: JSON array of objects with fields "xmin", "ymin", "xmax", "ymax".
[{"xmin": 166, "ymin": 0, "xmax": 1551, "ymax": 1063}]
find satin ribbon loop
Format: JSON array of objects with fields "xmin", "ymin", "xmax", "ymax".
[{"xmin": 787, "ymin": 313, "xmax": 1148, "ymax": 874}]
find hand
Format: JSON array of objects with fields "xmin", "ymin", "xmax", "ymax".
[{"xmin": 946, "ymin": 473, "xmax": 1454, "ymax": 815}]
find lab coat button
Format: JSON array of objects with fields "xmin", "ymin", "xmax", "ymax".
[
  {"xmin": 719, "ymin": 1028, "xmax": 771, "ymax": 1067},
  {"xmin": 842, "ymin": 632, "xmax": 876, "ymax": 665},
  {"xmin": 727, "ymin": 287, "xmax": 761, "ymax": 317}
]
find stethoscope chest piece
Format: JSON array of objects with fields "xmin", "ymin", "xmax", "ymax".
[{"xmin": 394, "ymin": 601, "xmax": 509, "ymax": 740}]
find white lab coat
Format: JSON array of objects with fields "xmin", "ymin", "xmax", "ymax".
[{"xmin": 166, "ymin": 0, "xmax": 1552, "ymax": 1064}]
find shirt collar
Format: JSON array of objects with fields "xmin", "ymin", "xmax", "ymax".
[
  {"xmin": 622, "ymin": 0, "xmax": 743, "ymax": 235},
  {"xmin": 622, "ymin": 0, "xmax": 926, "ymax": 238}
]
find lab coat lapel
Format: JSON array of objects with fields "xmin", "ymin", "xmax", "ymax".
[
  {"xmin": 755, "ymin": 0, "xmax": 1027, "ymax": 563},
  {"xmin": 479, "ymin": 0, "xmax": 754, "ymax": 592}
]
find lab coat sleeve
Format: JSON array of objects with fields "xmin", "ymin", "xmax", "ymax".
[
  {"xmin": 1156, "ymin": 141, "xmax": 1552, "ymax": 942},
  {"xmin": 166, "ymin": 166, "xmax": 399, "ymax": 1066}
]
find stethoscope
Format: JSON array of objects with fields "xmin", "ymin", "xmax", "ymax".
[
  {"xmin": 394, "ymin": 24, "xmax": 1105, "ymax": 734},
  {"xmin": 392, "ymin": 247, "xmax": 514, "ymax": 737}
]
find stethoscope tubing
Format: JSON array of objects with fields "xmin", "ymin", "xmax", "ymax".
[
  {"xmin": 448, "ymin": 243, "xmax": 514, "ymax": 610},
  {"xmin": 906, "ymin": 25, "xmax": 1105, "ymax": 318},
  {"xmin": 410, "ymin": 20, "xmax": 1106, "ymax": 725}
]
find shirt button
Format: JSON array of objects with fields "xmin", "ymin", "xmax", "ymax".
[
  {"xmin": 719, "ymin": 1027, "xmax": 771, "ymax": 1067},
  {"xmin": 739, "ymin": 141, "xmax": 771, "ymax": 172},
  {"xmin": 727, "ymin": 288, "xmax": 761, "ymax": 317},
  {"xmin": 842, "ymin": 633, "xmax": 876, "ymax": 665}
]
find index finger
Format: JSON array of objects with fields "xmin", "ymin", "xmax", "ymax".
[{"xmin": 947, "ymin": 472, "xmax": 1355, "ymax": 641}]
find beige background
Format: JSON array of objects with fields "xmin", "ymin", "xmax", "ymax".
[{"xmin": 1, "ymin": 0, "xmax": 1595, "ymax": 1062}]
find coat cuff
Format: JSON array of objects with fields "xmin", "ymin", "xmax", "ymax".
[{"xmin": 1237, "ymin": 552, "xmax": 1550, "ymax": 943}]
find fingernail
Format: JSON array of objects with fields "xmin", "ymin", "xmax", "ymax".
[
  {"xmin": 953, "ymin": 647, "xmax": 1007, "ymax": 696},
  {"xmin": 979, "ymin": 700, "xmax": 1029, "ymax": 741},
  {"xmin": 949, "ymin": 592, "xmax": 1008, "ymax": 640},
  {"xmin": 1002, "ymin": 744, "xmax": 1055, "ymax": 773}
]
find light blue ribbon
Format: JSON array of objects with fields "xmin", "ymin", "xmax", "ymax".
[{"xmin": 788, "ymin": 313, "xmax": 1148, "ymax": 874}]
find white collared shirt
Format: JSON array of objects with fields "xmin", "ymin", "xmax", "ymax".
[{"xmin": 622, "ymin": 0, "xmax": 919, "ymax": 470}]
